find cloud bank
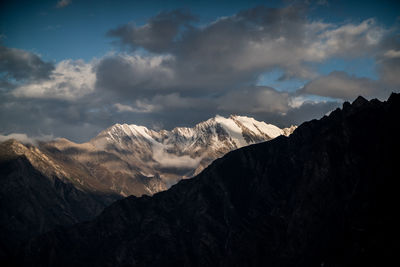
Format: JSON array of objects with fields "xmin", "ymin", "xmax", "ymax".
[{"xmin": 1, "ymin": 5, "xmax": 399, "ymax": 142}]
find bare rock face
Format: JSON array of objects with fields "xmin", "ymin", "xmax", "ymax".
[{"xmin": 21, "ymin": 93, "xmax": 400, "ymax": 267}]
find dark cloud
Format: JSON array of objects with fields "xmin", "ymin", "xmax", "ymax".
[
  {"xmin": 103, "ymin": 6, "xmax": 309, "ymax": 94},
  {"xmin": 218, "ymin": 86, "xmax": 291, "ymax": 114},
  {"xmin": 0, "ymin": 78, "xmax": 341, "ymax": 142},
  {"xmin": 0, "ymin": 94, "xmax": 113, "ymax": 142},
  {"xmin": 379, "ymin": 56, "xmax": 400, "ymax": 91},
  {"xmin": 1, "ymin": 6, "xmax": 398, "ymax": 142},
  {"xmin": 376, "ymin": 37, "xmax": 400, "ymax": 89},
  {"xmin": 302, "ymin": 71, "xmax": 387, "ymax": 100},
  {"xmin": 107, "ymin": 10, "xmax": 196, "ymax": 53},
  {"xmin": 301, "ymin": 36, "xmax": 400, "ymax": 101},
  {"xmin": 95, "ymin": 54, "xmax": 174, "ymax": 98},
  {"xmin": 0, "ymin": 45, "xmax": 54, "ymax": 82},
  {"xmin": 99, "ymin": 6, "xmax": 310, "ymax": 99},
  {"xmin": 102, "ymin": 6, "xmax": 386, "ymax": 99}
]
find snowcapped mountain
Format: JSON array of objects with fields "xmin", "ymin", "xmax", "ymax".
[
  {"xmin": 37, "ymin": 115, "xmax": 295, "ymax": 197},
  {"xmin": 0, "ymin": 115, "xmax": 295, "ymax": 261},
  {"xmin": 90, "ymin": 115, "xmax": 296, "ymax": 184}
]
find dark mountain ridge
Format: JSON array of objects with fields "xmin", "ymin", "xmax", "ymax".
[
  {"xmin": 0, "ymin": 140, "xmax": 121, "ymax": 265},
  {"xmin": 20, "ymin": 93, "xmax": 400, "ymax": 266}
]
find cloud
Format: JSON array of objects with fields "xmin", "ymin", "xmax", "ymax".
[
  {"xmin": 107, "ymin": 9, "xmax": 196, "ymax": 53},
  {"xmin": 12, "ymin": 59, "xmax": 96, "ymax": 100},
  {"xmin": 56, "ymin": 0, "xmax": 71, "ymax": 9},
  {"xmin": 114, "ymin": 103, "xmax": 135, "ymax": 113},
  {"xmin": 302, "ymin": 71, "xmax": 385, "ymax": 100},
  {"xmin": 279, "ymin": 100, "xmax": 341, "ymax": 127},
  {"xmin": 0, "ymin": 45, "xmax": 54, "ymax": 82},
  {"xmin": 152, "ymin": 144, "xmax": 202, "ymax": 169},
  {"xmin": 0, "ymin": 94, "xmax": 113, "ymax": 143},
  {"xmin": 378, "ymin": 56, "xmax": 400, "ymax": 89},
  {"xmin": 304, "ymin": 19, "xmax": 385, "ymax": 61},
  {"xmin": 6, "ymin": 7, "xmax": 390, "ymax": 104},
  {"xmin": 0, "ymin": 6, "xmax": 398, "ymax": 143},
  {"xmin": 0, "ymin": 133, "xmax": 54, "ymax": 145},
  {"xmin": 384, "ymin": 49, "xmax": 400, "ymax": 58},
  {"xmin": 377, "ymin": 41, "xmax": 400, "ymax": 89},
  {"xmin": 106, "ymin": 6, "xmax": 385, "ymax": 88},
  {"xmin": 114, "ymin": 101, "xmax": 157, "ymax": 113},
  {"xmin": 95, "ymin": 54, "xmax": 175, "ymax": 97},
  {"xmin": 218, "ymin": 87, "xmax": 291, "ymax": 114}
]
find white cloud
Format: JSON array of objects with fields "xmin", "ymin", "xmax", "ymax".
[
  {"xmin": 114, "ymin": 101, "xmax": 158, "ymax": 113},
  {"xmin": 152, "ymin": 144, "xmax": 202, "ymax": 169},
  {"xmin": 114, "ymin": 93, "xmax": 202, "ymax": 114},
  {"xmin": 12, "ymin": 59, "xmax": 96, "ymax": 100},
  {"xmin": 289, "ymin": 95, "xmax": 340, "ymax": 108},
  {"xmin": 114, "ymin": 103, "xmax": 135, "ymax": 112},
  {"xmin": 217, "ymin": 19, "xmax": 385, "ymax": 80},
  {"xmin": 384, "ymin": 49, "xmax": 400, "ymax": 58},
  {"xmin": 304, "ymin": 19, "xmax": 384, "ymax": 62},
  {"xmin": 0, "ymin": 133, "xmax": 54, "ymax": 145}
]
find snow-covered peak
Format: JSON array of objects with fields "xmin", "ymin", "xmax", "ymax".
[
  {"xmin": 90, "ymin": 115, "xmax": 296, "ymax": 179},
  {"xmin": 94, "ymin": 115, "xmax": 296, "ymax": 150},
  {"xmin": 50, "ymin": 115, "xmax": 297, "ymax": 196},
  {"xmin": 231, "ymin": 115, "xmax": 284, "ymax": 138}
]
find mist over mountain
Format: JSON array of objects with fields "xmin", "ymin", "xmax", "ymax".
[
  {"xmin": 19, "ymin": 93, "xmax": 400, "ymax": 267},
  {"xmin": 40, "ymin": 115, "xmax": 295, "ymax": 197}
]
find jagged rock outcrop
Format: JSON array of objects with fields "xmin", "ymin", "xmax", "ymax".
[{"xmin": 21, "ymin": 93, "xmax": 400, "ymax": 266}]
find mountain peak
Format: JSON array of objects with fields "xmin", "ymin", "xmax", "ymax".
[
  {"xmin": 84, "ymin": 114, "xmax": 297, "ymax": 193},
  {"xmin": 352, "ymin": 95, "xmax": 368, "ymax": 107},
  {"xmin": 0, "ymin": 139, "xmax": 27, "ymax": 160}
]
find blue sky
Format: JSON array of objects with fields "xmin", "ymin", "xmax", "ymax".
[
  {"xmin": 2, "ymin": 0, "xmax": 399, "ymax": 62},
  {"xmin": 2, "ymin": 0, "xmax": 285, "ymax": 61},
  {"xmin": 1, "ymin": 0, "xmax": 400, "ymax": 141}
]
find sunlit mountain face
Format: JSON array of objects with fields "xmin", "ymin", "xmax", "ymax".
[{"xmin": 0, "ymin": 0, "xmax": 399, "ymax": 266}]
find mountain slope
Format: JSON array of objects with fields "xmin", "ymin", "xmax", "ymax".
[
  {"xmin": 22, "ymin": 93, "xmax": 400, "ymax": 267},
  {"xmin": 42, "ymin": 115, "xmax": 295, "ymax": 196},
  {"xmin": 0, "ymin": 140, "xmax": 120, "ymax": 264}
]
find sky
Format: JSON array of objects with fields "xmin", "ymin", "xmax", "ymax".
[{"xmin": 1, "ymin": 0, "xmax": 400, "ymax": 142}]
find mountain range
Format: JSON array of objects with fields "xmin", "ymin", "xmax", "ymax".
[
  {"xmin": 0, "ymin": 115, "xmax": 295, "ymax": 263},
  {"xmin": 16, "ymin": 93, "xmax": 400, "ymax": 266},
  {"xmin": 38, "ymin": 115, "xmax": 296, "ymax": 196}
]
